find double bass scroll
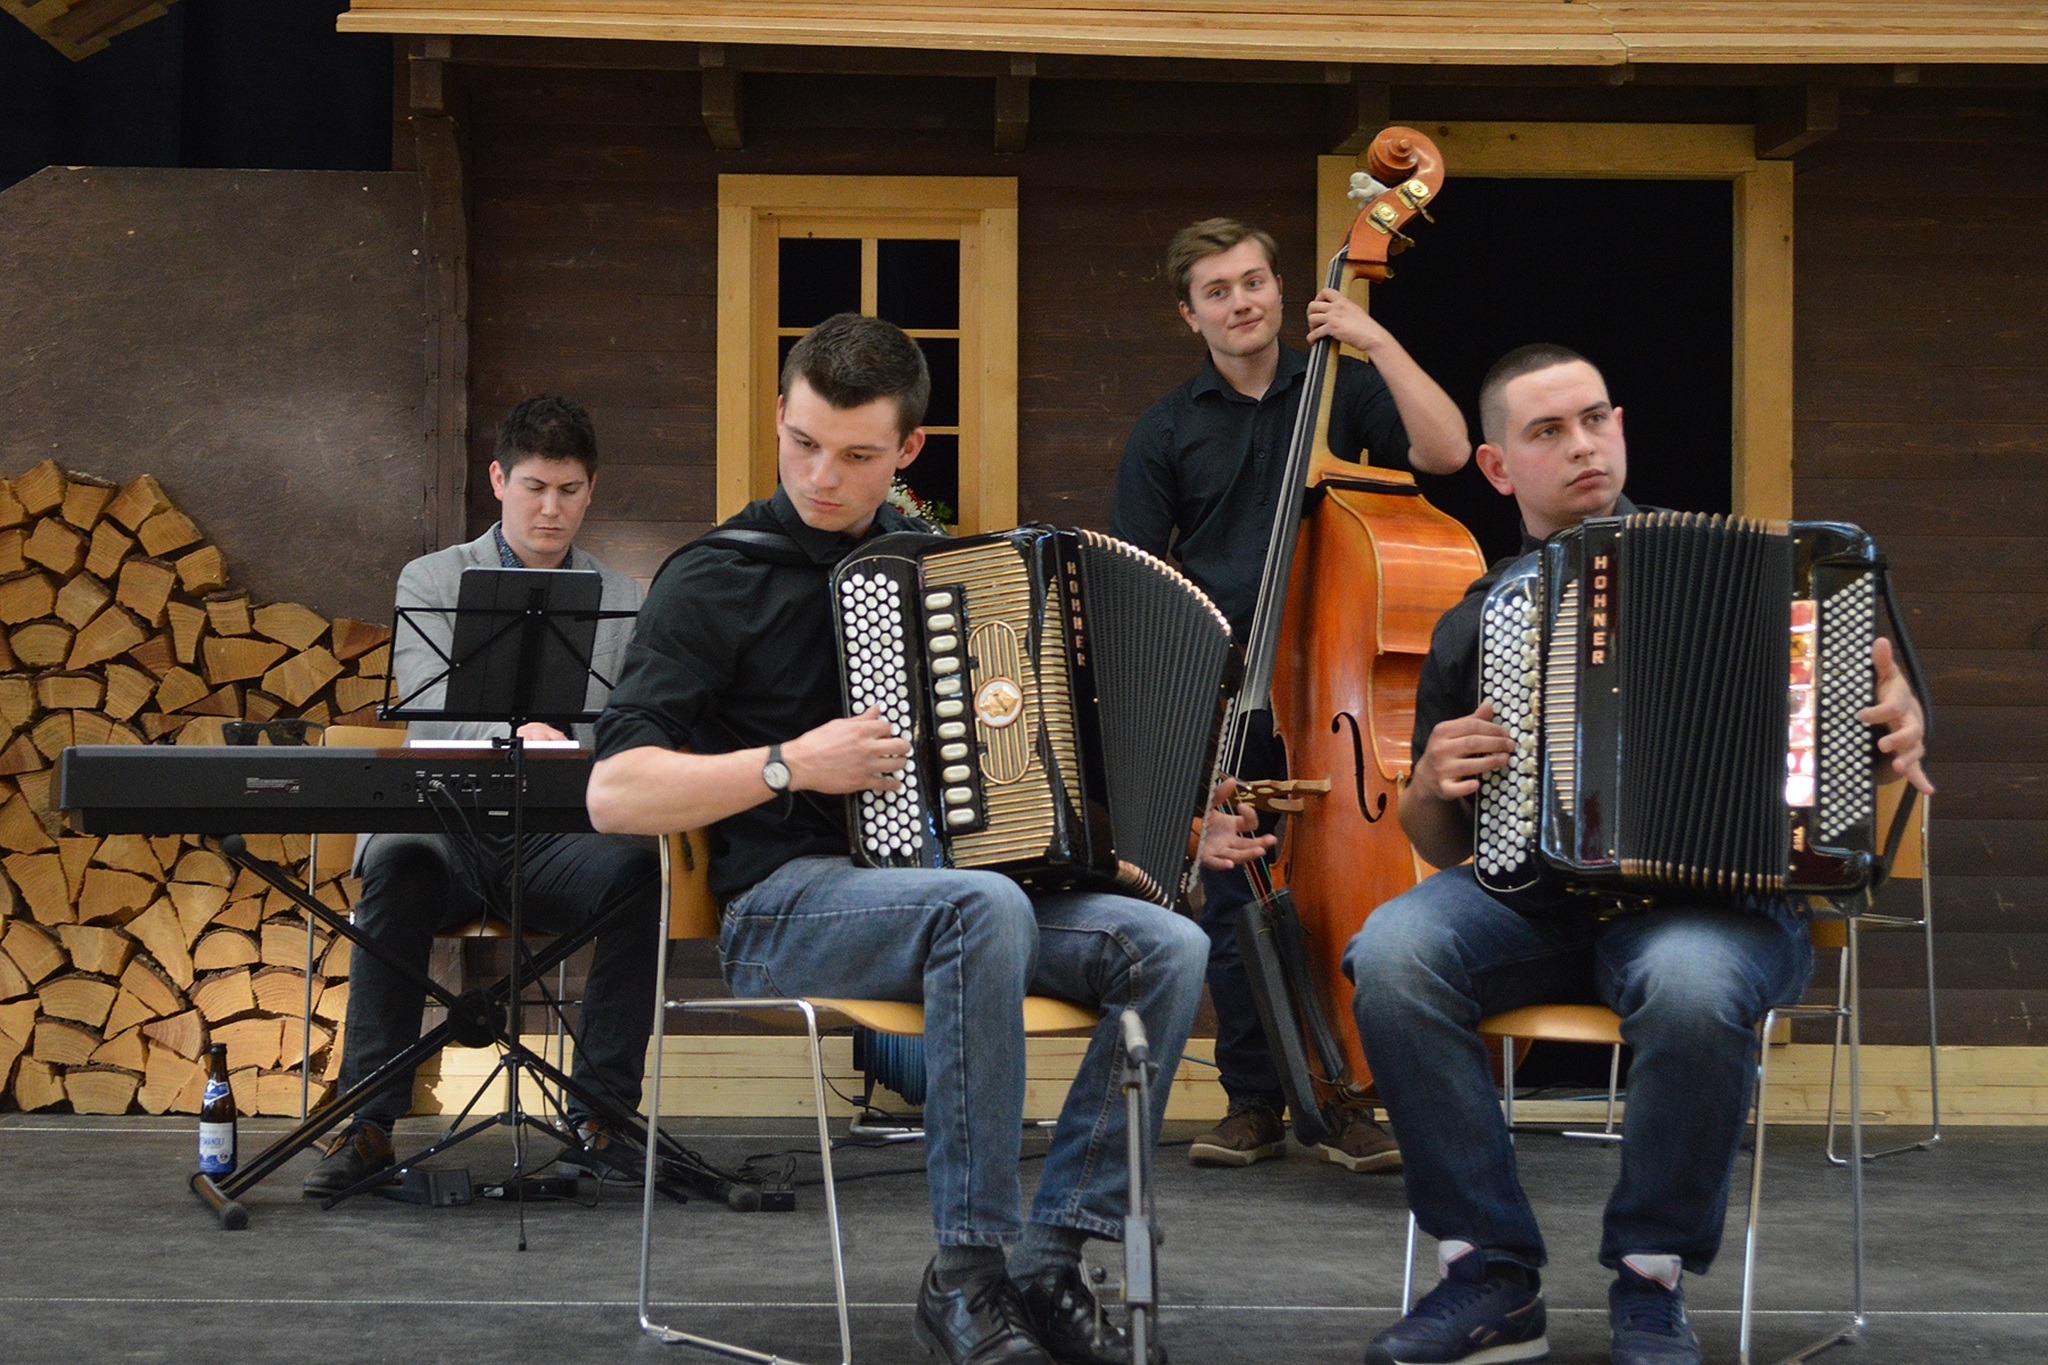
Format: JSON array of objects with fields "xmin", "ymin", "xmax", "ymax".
[{"xmin": 1220, "ymin": 128, "xmax": 1487, "ymax": 1142}]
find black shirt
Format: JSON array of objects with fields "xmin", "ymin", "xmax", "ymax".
[
  {"xmin": 1112, "ymin": 345, "xmax": 1410, "ymax": 640},
  {"xmin": 594, "ymin": 488, "xmax": 926, "ymax": 900}
]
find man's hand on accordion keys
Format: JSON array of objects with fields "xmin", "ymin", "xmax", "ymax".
[
  {"xmin": 1862, "ymin": 637, "xmax": 1935, "ymax": 796},
  {"xmin": 1196, "ymin": 777, "xmax": 1278, "ymax": 871},
  {"xmin": 783, "ymin": 705, "xmax": 912, "ymax": 795},
  {"xmin": 1411, "ymin": 701, "xmax": 1517, "ymax": 804}
]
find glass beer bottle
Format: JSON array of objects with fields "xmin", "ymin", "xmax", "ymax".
[{"xmin": 198, "ymin": 1043, "xmax": 237, "ymax": 1176}]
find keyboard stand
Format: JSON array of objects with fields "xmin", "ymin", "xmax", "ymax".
[{"xmin": 187, "ymin": 835, "xmax": 731, "ymax": 1228}]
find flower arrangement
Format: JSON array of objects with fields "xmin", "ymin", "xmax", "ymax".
[{"xmin": 887, "ymin": 477, "xmax": 955, "ymax": 528}]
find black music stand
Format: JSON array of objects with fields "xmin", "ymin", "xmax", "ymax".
[
  {"xmin": 184, "ymin": 571, "xmax": 748, "ymax": 1229},
  {"xmin": 357, "ymin": 568, "xmax": 622, "ymax": 1219}
]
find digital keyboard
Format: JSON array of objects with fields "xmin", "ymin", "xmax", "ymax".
[{"xmin": 58, "ymin": 745, "xmax": 596, "ymax": 835}]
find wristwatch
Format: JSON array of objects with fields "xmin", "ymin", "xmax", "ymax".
[{"xmin": 762, "ymin": 743, "xmax": 792, "ymax": 794}]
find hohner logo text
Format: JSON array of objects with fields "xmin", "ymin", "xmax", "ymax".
[{"xmin": 1587, "ymin": 552, "xmax": 1612, "ymax": 667}]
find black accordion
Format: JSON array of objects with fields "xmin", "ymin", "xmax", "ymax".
[
  {"xmin": 831, "ymin": 526, "xmax": 1236, "ymax": 905},
  {"xmin": 1475, "ymin": 513, "xmax": 1888, "ymax": 902}
]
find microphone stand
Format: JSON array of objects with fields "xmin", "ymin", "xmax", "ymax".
[{"xmin": 1119, "ymin": 1008, "xmax": 1160, "ymax": 1362}]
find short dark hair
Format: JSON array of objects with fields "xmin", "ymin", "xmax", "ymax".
[
  {"xmin": 779, "ymin": 313, "xmax": 930, "ymax": 440},
  {"xmin": 1166, "ymin": 218, "xmax": 1280, "ymax": 304},
  {"xmin": 1477, "ymin": 344, "xmax": 1602, "ymax": 446},
  {"xmin": 495, "ymin": 396, "xmax": 599, "ymax": 476}
]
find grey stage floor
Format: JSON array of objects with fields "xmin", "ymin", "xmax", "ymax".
[{"xmin": 0, "ymin": 1111, "xmax": 2041, "ymax": 1364}]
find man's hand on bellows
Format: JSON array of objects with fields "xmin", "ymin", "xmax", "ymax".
[
  {"xmin": 1411, "ymin": 701, "xmax": 1515, "ymax": 804},
  {"xmin": 783, "ymin": 706, "xmax": 910, "ymax": 795},
  {"xmin": 1860, "ymin": 637, "xmax": 1934, "ymax": 795},
  {"xmin": 1199, "ymin": 776, "xmax": 1275, "ymax": 871}
]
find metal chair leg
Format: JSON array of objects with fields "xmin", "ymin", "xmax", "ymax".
[
  {"xmin": 1828, "ymin": 798, "xmax": 1940, "ymax": 1164},
  {"xmin": 636, "ymin": 855, "xmax": 854, "ymax": 1365},
  {"xmin": 1740, "ymin": 959, "xmax": 1866, "ymax": 1364}
]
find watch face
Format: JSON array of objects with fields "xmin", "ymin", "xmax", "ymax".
[{"xmin": 763, "ymin": 761, "xmax": 791, "ymax": 792}]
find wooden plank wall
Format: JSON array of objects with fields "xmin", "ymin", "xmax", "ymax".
[
  {"xmin": 457, "ymin": 59, "xmax": 2044, "ymax": 1049},
  {"xmin": 461, "ymin": 66, "xmax": 1328, "ymax": 579},
  {"xmin": 1792, "ymin": 87, "xmax": 2048, "ymax": 1047}
]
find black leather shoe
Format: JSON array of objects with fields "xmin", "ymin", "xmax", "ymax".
[
  {"xmin": 1015, "ymin": 1263, "xmax": 1166, "ymax": 1365},
  {"xmin": 301, "ymin": 1121, "xmax": 394, "ymax": 1198},
  {"xmin": 913, "ymin": 1260, "xmax": 1054, "ymax": 1364}
]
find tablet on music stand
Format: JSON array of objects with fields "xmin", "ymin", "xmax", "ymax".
[{"xmin": 440, "ymin": 566, "xmax": 604, "ymax": 726}]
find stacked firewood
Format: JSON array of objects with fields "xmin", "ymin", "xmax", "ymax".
[{"xmin": 0, "ymin": 460, "xmax": 393, "ymax": 1116}]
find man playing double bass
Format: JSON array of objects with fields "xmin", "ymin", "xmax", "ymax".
[{"xmin": 1112, "ymin": 217, "xmax": 1471, "ymax": 1173}]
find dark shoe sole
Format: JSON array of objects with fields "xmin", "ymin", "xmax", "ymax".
[
  {"xmin": 301, "ymin": 1163, "xmax": 393, "ymax": 1199},
  {"xmin": 1366, "ymin": 1336, "xmax": 1548, "ymax": 1365}
]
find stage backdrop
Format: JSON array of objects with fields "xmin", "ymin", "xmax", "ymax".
[{"xmin": 0, "ymin": 166, "xmax": 429, "ymax": 626}]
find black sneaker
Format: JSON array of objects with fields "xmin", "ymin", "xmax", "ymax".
[
  {"xmin": 1015, "ymin": 1261, "xmax": 1164, "ymax": 1365},
  {"xmin": 302, "ymin": 1121, "xmax": 394, "ymax": 1198},
  {"xmin": 1608, "ymin": 1257, "xmax": 1701, "ymax": 1365},
  {"xmin": 557, "ymin": 1117, "xmax": 644, "ymax": 1185},
  {"xmin": 1364, "ymin": 1242, "xmax": 1548, "ymax": 1365},
  {"xmin": 1187, "ymin": 1098, "xmax": 1287, "ymax": 1167},
  {"xmin": 913, "ymin": 1259, "xmax": 1053, "ymax": 1364}
]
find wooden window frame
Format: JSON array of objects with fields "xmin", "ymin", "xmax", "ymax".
[
  {"xmin": 716, "ymin": 175, "xmax": 1020, "ymax": 534},
  {"xmin": 1321, "ymin": 123, "xmax": 1793, "ymax": 519}
]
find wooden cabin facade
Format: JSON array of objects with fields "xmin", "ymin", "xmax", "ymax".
[{"xmin": 339, "ymin": 6, "xmax": 2045, "ymax": 1054}]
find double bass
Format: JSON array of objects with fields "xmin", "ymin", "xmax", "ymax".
[{"xmin": 1219, "ymin": 127, "xmax": 1486, "ymax": 1143}]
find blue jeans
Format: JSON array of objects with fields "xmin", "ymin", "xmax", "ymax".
[
  {"xmin": 1344, "ymin": 866, "xmax": 1813, "ymax": 1274},
  {"xmin": 722, "ymin": 856, "xmax": 1209, "ymax": 1246}
]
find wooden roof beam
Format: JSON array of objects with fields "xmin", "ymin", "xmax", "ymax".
[
  {"xmin": 1755, "ymin": 83, "xmax": 1839, "ymax": 159},
  {"xmin": 995, "ymin": 55, "xmax": 1031, "ymax": 153},
  {"xmin": 699, "ymin": 43, "xmax": 743, "ymax": 150},
  {"xmin": 413, "ymin": 37, "xmax": 2048, "ymax": 89}
]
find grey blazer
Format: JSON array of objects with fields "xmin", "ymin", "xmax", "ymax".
[
  {"xmin": 354, "ymin": 526, "xmax": 644, "ymax": 870},
  {"xmin": 387, "ymin": 525, "xmax": 643, "ymax": 748}
]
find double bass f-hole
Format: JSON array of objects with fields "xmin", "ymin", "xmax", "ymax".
[{"xmin": 1330, "ymin": 711, "xmax": 1388, "ymax": 824}]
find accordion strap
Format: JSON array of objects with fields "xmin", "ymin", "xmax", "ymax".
[{"xmin": 653, "ymin": 526, "xmax": 815, "ymax": 582}]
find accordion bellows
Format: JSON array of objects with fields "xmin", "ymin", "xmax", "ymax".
[
  {"xmin": 1476, "ymin": 513, "xmax": 1883, "ymax": 902},
  {"xmin": 833, "ymin": 526, "xmax": 1235, "ymax": 906}
]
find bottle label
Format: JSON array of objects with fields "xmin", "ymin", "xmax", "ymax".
[{"xmin": 199, "ymin": 1121, "xmax": 236, "ymax": 1175}]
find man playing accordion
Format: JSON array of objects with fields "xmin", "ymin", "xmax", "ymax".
[{"xmin": 1346, "ymin": 345, "xmax": 1931, "ymax": 1365}]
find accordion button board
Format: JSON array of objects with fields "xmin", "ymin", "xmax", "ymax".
[
  {"xmin": 1474, "ymin": 512, "xmax": 1886, "ymax": 903},
  {"xmin": 832, "ymin": 526, "xmax": 1236, "ymax": 905}
]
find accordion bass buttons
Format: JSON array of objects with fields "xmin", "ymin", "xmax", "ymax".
[
  {"xmin": 942, "ymin": 765, "xmax": 972, "ymax": 783},
  {"xmin": 931, "ymin": 657, "xmax": 962, "ymax": 676},
  {"xmin": 943, "ymin": 787, "xmax": 974, "ymax": 806},
  {"xmin": 936, "ymin": 717, "xmax": 967, "ymax": 735},
  {"xmin": 934, "ymin": 678, "xmax": 963, "ymax": 697},
  {"xmin": 929, "ymin": 633, "xmax": 960, "ymax": 652},
  {"xmin": 939, "ymin": 743, "xmax": 970, "ymax": 762},
  {"xmin": 927, "ymin": 613, "xmax": 957, "ymax": 631}
]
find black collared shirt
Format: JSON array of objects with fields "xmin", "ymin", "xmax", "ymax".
[
  {"xmin": 594, "ymin": 488, "xmax": 926, "ymax": 900},
  {"xmin": 1112, "ymin": 345, "xmax": 1409, "ymax": 640}
]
